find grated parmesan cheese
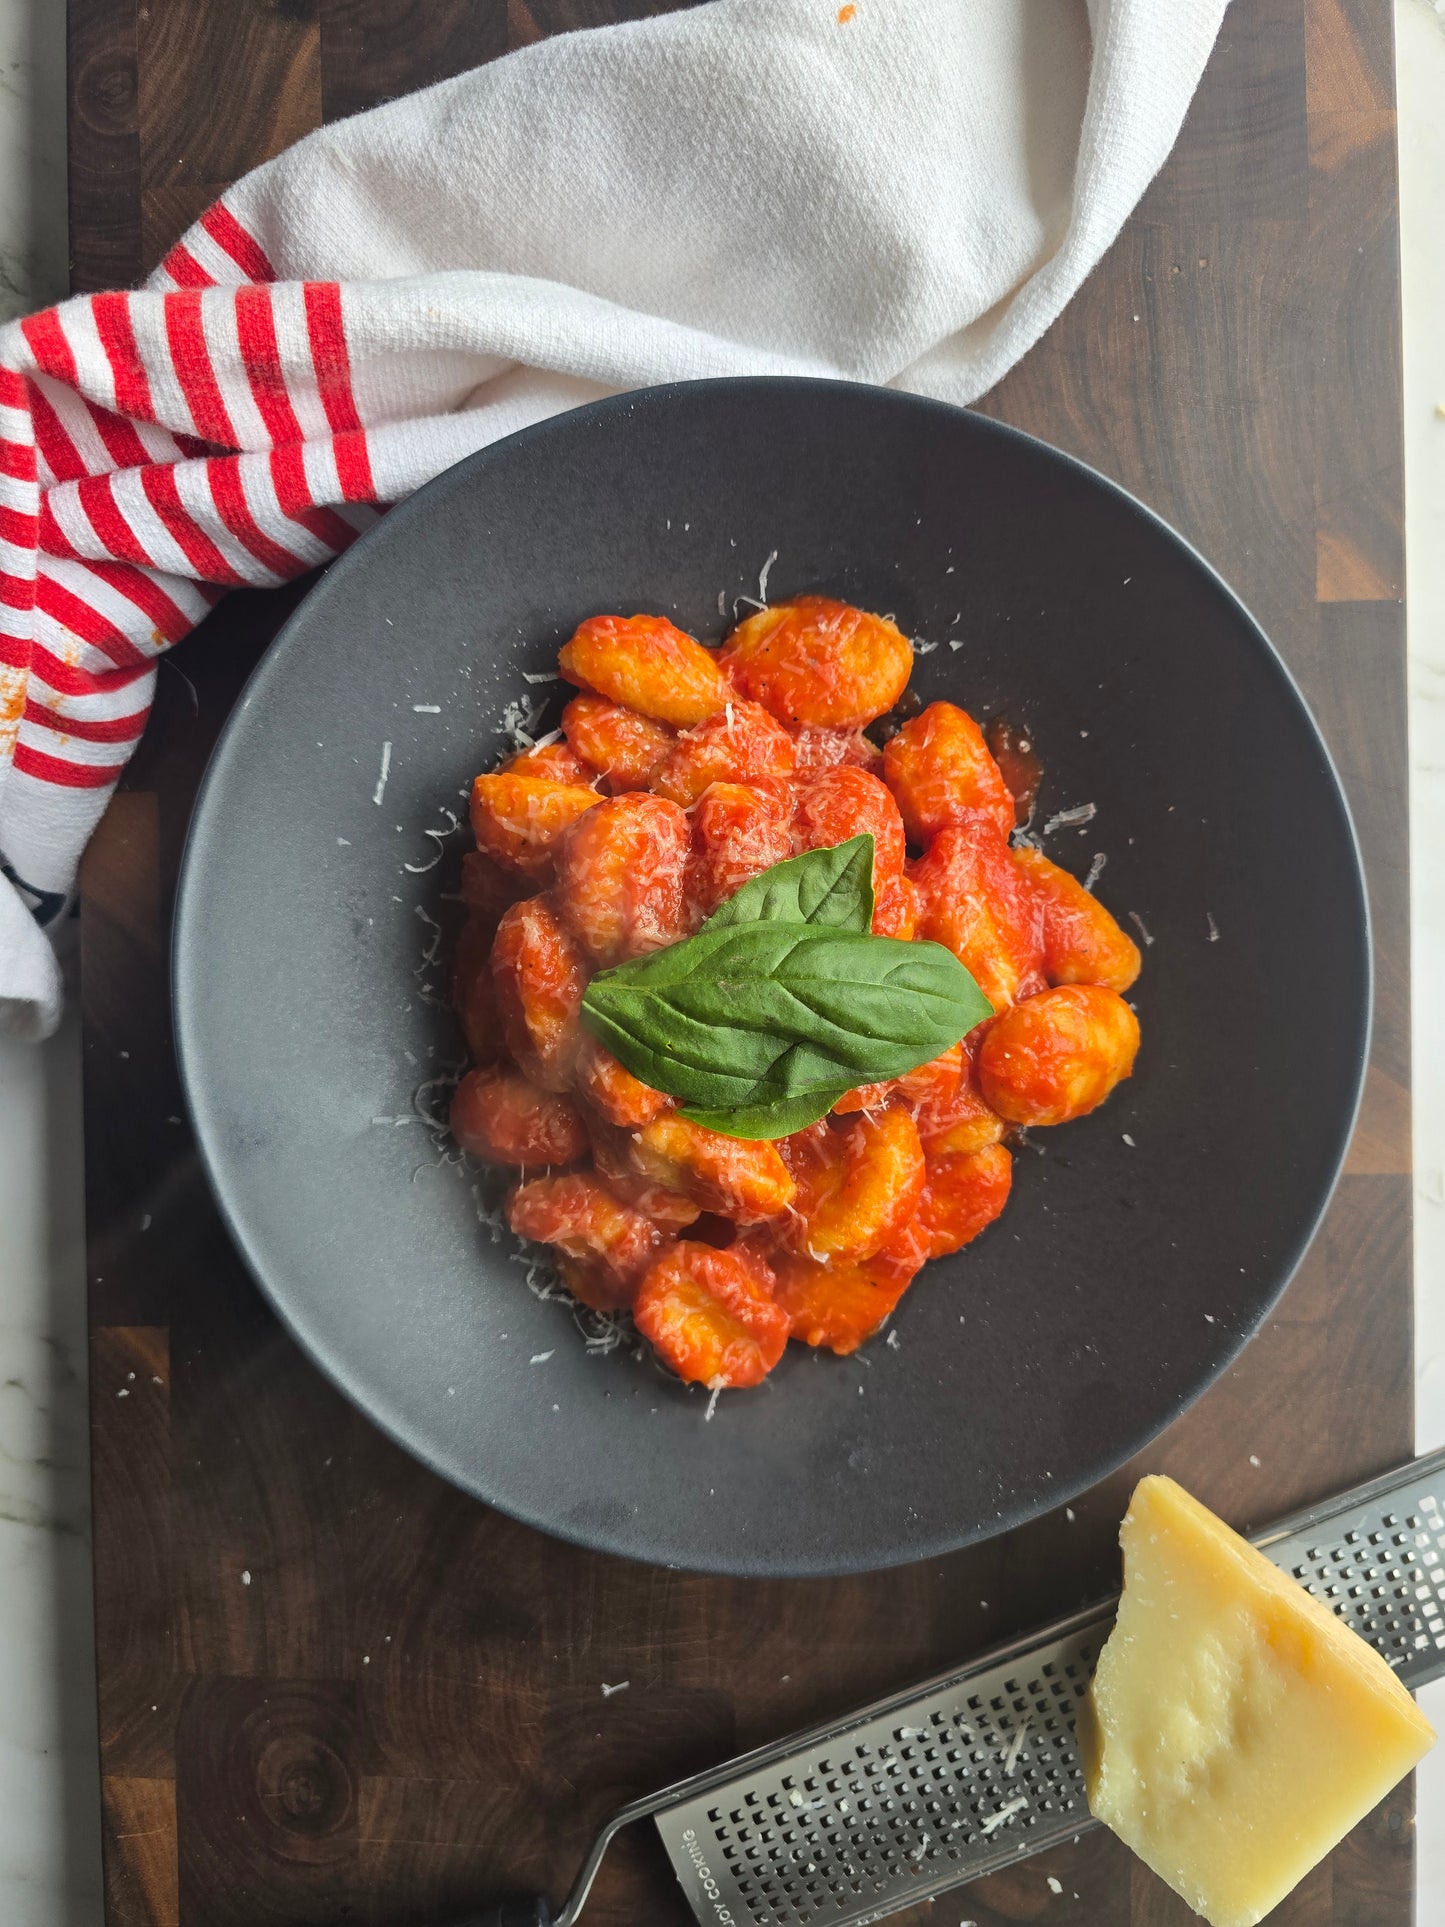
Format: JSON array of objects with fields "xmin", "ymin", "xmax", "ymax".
[
  {"xmin": 578, "ymin": 1305, "xmax": 632, "ymax": 1354},
  {"xmin": 164, "ymin": 655, "xmax": 200, "ymax": 715},
  {"xmin": 414, "ymin": 904, "xmax": 443, "ymax": 969},
  {"xmin": 1207, "ymin": 910, "xmax": 1220, "ymax": 942},
  {"xmin": 1043, "ymin": 801, "xmax": 1096, "ymax": 834},
  {"xmin": 402, "ymin": 806, "xmax": 462, "ymax": 874},
  {"xmin": 412, "ymin": 704, "xmax": 441, "ymax": 713},
  {"xmin": 497, "ymin": 694, "xmax": 547, "ymax": 749},
  {"xmin": 512, "ymin": 1246, "xmax": 569, "ymax": 1305},
  {"xmin": 758, "ymin": 548, "xmax": 778, "ymax": 602},
  {"xmin": 1002, "ymin": 1717, "xmax": 1031, "ymax": 1774},
  {"xmin": 372, "ymin": 741, "xmax": 393, "ymax": 805},
  {"xmin": 979, "ymin": 1796, "xmax": 1029, "ymax": 1835},
  {"xmin": 600, "ymin": 1680, "xmax": 630, "ymax": 1698},
  {"xmin": 1083, "ymin": 851, "xmax": 1107, "ymax": 892},
  {"xmin": 1127, "ymin": 910, "xmax": 1155, "ymax": 947}
]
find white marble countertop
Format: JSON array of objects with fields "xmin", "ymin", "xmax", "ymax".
[
  {"xmin": 1, "ymin": 9, "xmax": 103, "ymax": 1922},
  {"xmin": 1396, "ymin": 0, "xmax": 1445, "ymax": 1910},
  {"xmin": 1, "ymin": 2, "xmax": 1442, "ymax": 1921}
]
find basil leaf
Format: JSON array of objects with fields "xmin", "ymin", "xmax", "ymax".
[
  {"xmin": 653, "ymin": 840, "xmax": 875, "ymax": 1136},
  {"xmin": 679, "ymin": 1088, "xmax": 848, "ymax": 1141},
  {"xmin": 702, "ymin": 834, "xmax": 875, "ymax": 935},
  {"xmin": 581, "ymin": 921, "xmax": 992, "ymax": 1137}
]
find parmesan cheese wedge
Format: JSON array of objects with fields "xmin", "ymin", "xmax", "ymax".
[{"xmin": 1080, "ymin": 1475, "xmax": 1435, "ymax": 1927}]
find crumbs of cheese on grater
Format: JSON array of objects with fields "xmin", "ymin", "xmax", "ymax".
[{"xmin": 1080, "ymin": 1475, "xmax": 1435, "ymax": 1927}]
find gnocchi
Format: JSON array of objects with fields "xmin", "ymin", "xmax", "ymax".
[
  {"xmin": 561, "ymin": 692, "xmax": 673, "ymax": 792},
  {"xmin": 651, "ymin": 699, "xmax": 795, "ymax": 806},
  {"xmin": 447, "ymin": 596, "xmax": 1144, "ymax": 1395},
  {"xmin": 977, "ymin": 984, "xmax": 1140, "ymax": 1127},
  {"xmin": 634, "ymin": 1242, "xmax": 790, "ymax": 1387},
  {"xmin": 490, "ymin": 895, "xmax": 589, "ymax": 1092},
  {"xmin": 721, "ymin": 596, "xmax": 912, "ymax": 727},
  {"xmin": 560, "ymin": 612, "xmax": 730, "ymax": 726},
  {"xmin": 553, "ymin": 792, "xmax": 691, "ymax": 966},
  {"xmin": 450, "ymin": 1066, "xmax": 589, "ymax": 1169},
  {"xmin": 470, "ymin": 771, "xmax": 601, "ymax": 881}
]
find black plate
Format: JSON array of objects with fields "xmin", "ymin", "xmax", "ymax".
[{"xmin": 174, "ymin": 379, "xmax": 1368, "ymax": 1577}]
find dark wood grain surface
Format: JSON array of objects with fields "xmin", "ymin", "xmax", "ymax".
[{"xmin": 71, "ymin": 1, "xmax": 1412, "ymax": 1922}]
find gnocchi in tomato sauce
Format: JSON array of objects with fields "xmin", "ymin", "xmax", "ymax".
[{"xmin": 449, "ymin": 599, "xmax": 1142, "ymax": 1393}]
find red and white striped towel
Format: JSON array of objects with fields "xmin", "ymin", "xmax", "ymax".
[{"xmin": 0, "ymin": 0, "xmax": 1225, "ymax": 1038}]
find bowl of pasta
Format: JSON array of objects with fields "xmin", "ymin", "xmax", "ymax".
[{"xmin": 174, "ymin": 378, "xmax": 1369, "ymax": 1576}]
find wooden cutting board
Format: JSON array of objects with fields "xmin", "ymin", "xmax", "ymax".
[{"xmin": 70, "ymin": 2, "xmax": 1413, "ymax": 1921}]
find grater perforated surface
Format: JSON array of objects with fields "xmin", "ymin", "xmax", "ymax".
[
  {"xmin": 647, "ymin": 1448, "xmax": 1445, "ymax": 1927},
  {"xmin": 657, "ymin": 1611, "xmax": 1108, "ymax": 1926},
  {"xmin": 1255, "ymin": 1452, "xmax": 1445, "ymax": 1689}
]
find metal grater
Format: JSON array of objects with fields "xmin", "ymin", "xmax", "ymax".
[{"xmin": 481, "ymin": 1448, "xmax": 1445, "ymax": 1927}]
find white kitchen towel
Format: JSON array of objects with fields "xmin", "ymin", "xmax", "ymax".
[{"xmin": 0, "ymin": 0, "xmax": 1228, "ymax": 1037}]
